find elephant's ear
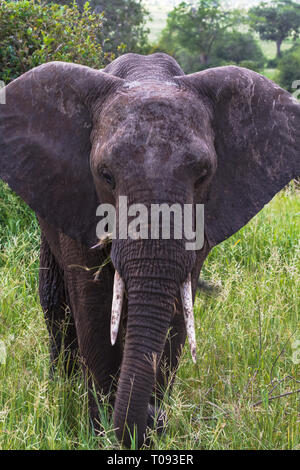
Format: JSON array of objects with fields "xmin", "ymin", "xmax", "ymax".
[
  {"xmin": 178, "ymin": 66, "xmax": 300, "ymax": 247},
  {"xmin": 0, "ymin": 62, "xmax": 124, "ymax": 246}
]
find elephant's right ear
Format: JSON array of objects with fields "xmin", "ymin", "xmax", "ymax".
[{"xmin": 0, "ymin": 62, "xmax": 124, "ymax": 246}]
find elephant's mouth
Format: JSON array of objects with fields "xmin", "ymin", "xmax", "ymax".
[{"xmin": 110, "ymin": 270, "xmax": 197, "ymax": 363}]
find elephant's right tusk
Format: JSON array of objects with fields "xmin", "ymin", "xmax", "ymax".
[
  {"xmin": 180, "ymin": 274, "xmax": 197, "ymax": 364},
  {"xmin": 111, "ymin": 271, "xmax": 125, "ymax": 346}
]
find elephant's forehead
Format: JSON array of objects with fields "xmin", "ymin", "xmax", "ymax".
[
  {"xmin": 99, "ymin": 84, "xmax": 209, "ymax": 140},
  {"xmin": 95, "ymin": 93, "xmax": 214, "ymax": 175},
  {"xmin": 119, "ymin": 86, "xmax": 198, "ymax": 119}
]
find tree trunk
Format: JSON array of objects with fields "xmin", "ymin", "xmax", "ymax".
[
  {"xmin": 276, "ymin": 39, "xmax": 283, "ymax": 59},
  {"xmin": 200, "ymin": 52, "xmax": 208, "ymax": 65}
]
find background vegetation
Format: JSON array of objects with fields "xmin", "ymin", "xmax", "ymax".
[
  {"xmin": 43, "ymin": 0, "xmax": 150, "ymax": 55},
  {"xmin": 150, "ymin": 0, "xmax": 300, "ymax": 82},
  {"xmin": 2, "ymin": 0, "xmax": 300, "ymax": 88},
  {"xmin": 0, "ymin": 0, "xmax": 107, "ymax": 83},
  {"xmin": 0, "ymin": 0, "xmax": 299, "ymax": 450}
]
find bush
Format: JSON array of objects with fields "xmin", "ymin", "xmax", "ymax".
[
  {"xmin": 238, "ymin": 60, "xmax": 263, "ymax": 73},
  {"xmin": 211, "ymin": 31, "xmax": 265, "ymax": 71},
  {"xmin": 277, "ymin": 45, "xmax": 300, "ymax": 92},
  {"xmin": 0, "ymin": 0, "xmax": 112, "ymax": 84},
  {"xmin": 44, "ymin": 0, "xmax": 150, "ymax": 55},
  {"xmin": 267, "ymin": 57, "xmax": 279, "ymax": 68},
  {"xmin": 88, "ymin": 0, "xmax": 150, "ymax": 55}
]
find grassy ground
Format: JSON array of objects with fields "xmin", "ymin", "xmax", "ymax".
[{"xmin": 0, "ymin": 180, "xmax": 299, "ymax": 450}]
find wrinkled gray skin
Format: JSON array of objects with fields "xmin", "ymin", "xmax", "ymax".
[{"xmin": 0, "ymin": 53, "xmax": 299, "ymax": 447}]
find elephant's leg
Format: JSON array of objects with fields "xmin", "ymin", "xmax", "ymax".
[
  {"xmin": 152, "ymin": 306, "xmax": 186, "ymax": 402},
  {"xmin": 145, "ymin": 307, "xmax": 186, "ymax": 433},
  {"xmin": 39, "ymin": 232, "xmax": 79, "ymax": 376},
  {"xmin": 61, "ymin": 235, "xmax": 123, "ymax": 425}
]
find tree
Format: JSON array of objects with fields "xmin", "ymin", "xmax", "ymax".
[
  {"xmin": 249, "ymin": 0, "xmax": 300, "ymax": 58},
  {"xmin": 212, "ymin": 31, "xmax": 265, "ymax": 71},
  {"xmin": 46, "ymin": 0, "xmax": 150, "ymax": 55},
  {"xmin": 92, "ymin": 0, "xmax": 150, "ymax": 54},
  {"xmin": 159, "ymin": 0, "xmax": 243, "ymax": 67},
  {"xmin": 0, "ymin": 0, "xmax": 109, "ymax": 84}
]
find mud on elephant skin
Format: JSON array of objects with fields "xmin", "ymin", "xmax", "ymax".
[{"xmin": 0, "ymin": 53, "xmax": 299, "ymax": 448}]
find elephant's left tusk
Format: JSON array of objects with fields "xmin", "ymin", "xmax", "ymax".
[
  {"xmin": 111, "ymin": 271, "xmax": 125, "ymax": 346},
  {"xmin": 180, "ymin": 274, "xmax": 197, "ymax": 364}
]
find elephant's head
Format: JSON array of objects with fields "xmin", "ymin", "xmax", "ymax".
[{"xmin": 0, "ymin": 53, "xmax": 299, "ymax": 447}]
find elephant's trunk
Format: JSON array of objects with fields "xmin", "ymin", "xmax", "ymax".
[
  {"xmin": 111, "ymin": 238, "xmax": 195, "ymax": 447},
  {"xmin": 113, "ymin": 276, "xmax": 177, "ymax": 447}
]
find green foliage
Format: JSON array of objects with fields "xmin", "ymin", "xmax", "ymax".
[
  {"xmin": 249, "ymin": 0, "xmax": 300, "ymax": 58},
  {"xmin": 158, "ymin": 0, "xmax": 244, "ymax": 69},
  {"xmin": 277, "ymin": 43, "xmax": 300, "ymax": 92},
  {"xmin": 45, "ymin": 0, "xmax": 150, "ymax": 55},
  {"xmin": 237, "ymin": 60, "xmax": 262, "ymax": 73},
  {"xmin": 267, "ymin": 57, "xmax": 280, "ymax": 68},
  {"xmin": 90, "ymin": 0, "xmax": 150, "ymax": 54},
  {"xmin": 155, "ymin": 0, "xmax": 265, "ymax": 73},
  {"xmin": 212, "ymin": 31, "xmax": 265, "ymax": 71},
  {"xmin": 156, "ymin": 7, "xmax": 264, "ymax": 74},
  {"xmin": 0, "ymin": 181, "xmax": 37, "ymax": 252},
  {"xmin": 0, "ymin": 0, "xmax": 109, "ymax": 84}
]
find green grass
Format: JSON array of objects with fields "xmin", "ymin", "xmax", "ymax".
[
  {"xmin": 262, "ymin": 68, "xmax": 278, "ymax": 82},
  {"xmin": 0, "ymin": 180, "xmax": 299, "ymax": 449}
]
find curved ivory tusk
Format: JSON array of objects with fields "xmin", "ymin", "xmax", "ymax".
[
  {"xmin": 180, "ymin": 274, "xmax": 197, "ymax": 364},
  {"xmin": 111, "ymin": 271, "xmax": 125, "ymax": 346}
]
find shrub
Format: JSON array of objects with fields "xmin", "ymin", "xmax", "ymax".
[
  {"xmin": 44, "ymin": 0, "xmax": 150, "ymax": 55},
  {"xmin": 238, "ymin": 60, "xmax": 263, "ymax": 73},
  {"xmin": 0, "ymin": 0, "xmax": 111, "ymax": 84},
  {"xmin": 211, "ymin": 31, "xmax": 265, "ymax": 71},
  {"xmin": 267, "ymin": 57, "xmax": 279, "ymax": 68},
  {"xmin": 277, "ymin": 45, "xmax": 300, "ymax": 92}
]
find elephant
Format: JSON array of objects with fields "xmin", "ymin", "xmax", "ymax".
[{"xmin": 0, "ymin": 53, "xmax": 299, "ymax": 448}]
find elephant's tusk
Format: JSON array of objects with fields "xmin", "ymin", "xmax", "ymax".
[
  {"xmin": 180, "ymin": 274, "xmax": 197, "ymax": 364},
  {"xmin": 111, "ymin": 271, "xmax": 125, "ymax": 346}
]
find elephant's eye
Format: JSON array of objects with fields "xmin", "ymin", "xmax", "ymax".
[
  {"xmin": 195, "ymin": 168, "xmax": 208, "ymax": 189},
  {"xmin": 100, "ymin": 168, "xmax": 116, "ymax": 190}
]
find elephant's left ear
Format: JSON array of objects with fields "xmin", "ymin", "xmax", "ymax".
[{"xmin": 178, "ymin": 66, "xmax": 300, "ymax": 247}]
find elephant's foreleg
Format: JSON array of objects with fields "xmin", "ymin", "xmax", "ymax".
[
  {"xmin": 61, "ymin": 238, "xmax": 123, "ymax": 426},
  {"xmin": 153, "ymin": 307, "xmax": 186, "ymax": 404},
  {"xmin": 39, "ymin": 233, "xmax": 79, "ymax": 376}
]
